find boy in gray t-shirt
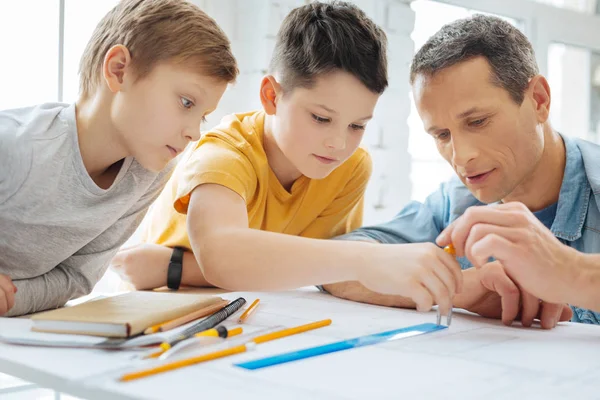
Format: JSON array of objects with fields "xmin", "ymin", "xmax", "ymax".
[{"xmin": 0, "ymin": 0, "xmax": 238, "ymax": 316}]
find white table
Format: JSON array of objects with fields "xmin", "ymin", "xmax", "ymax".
[{"xmin": 1, "ymin": 288, "xmax": 600, "ymax": 400}]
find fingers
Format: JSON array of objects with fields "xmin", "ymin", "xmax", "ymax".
[
  {"xmin": 560, "ymin": 304, "xmax": 573, "ymax": 322},
  {"xmin": 464, "ymin": 224, "xmax": 522, "ymax": 265},
  {"xmin": 0, "ymin": 290, "xmax": 7, "ymax": 316},
  {"xmin": 436, "ymin": 249, "xmax": 464, "ymax": 294},
  {"xmin": 409, "ymin": 283, "xmax": 435, "ymax": 313},
  {"xmin": 436, "ymin": 221, "xmax": 455, "ymax": 248},
  {"xmin": 538, "ymin": 303, "xmax": 572, "ymax": 329},
  {"xmin": 470, "ymin": 233, "xmax": 517, "ymax": 268},
  {"xmin": 479, "ymin": 263, "xmax": 520, "ymax": 325},
  {"xmin": 432, "ymin": 255, "xmax": 459, "ymax": 297},
  {"xmin": 436, "ymin": 204, "xmax": 529, "ymax": 257},
  {"xmin": 538, "ymin": 302, "xmax": 563, "ymax": 329},
  {"xmin": 109, "ymin": 251, "xmax": 126, "ymax": 268},
  {"xmin": 420, "ymin": 271, "xmax": 452, "ymax": 315},
  {"xmin": 0, "ymin": 275, "xmax": 16, "ymax": 315},
  {"xmin": 520, "ymin": 291, "xmax": 540, "ymax": 328}
]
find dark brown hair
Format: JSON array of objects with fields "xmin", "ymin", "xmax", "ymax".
[{"xmin": 269, "ymin": 1, "xmax": 388, "ymax": 94}]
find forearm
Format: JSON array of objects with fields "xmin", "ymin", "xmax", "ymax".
[
  {"xmin": 7, "ymin": 265, "xmax": 93, "ymax": 317},
  {"xmin": 191, "ymin": 228, "xmax": 372, "ymax": 290},
  {"xmin": 181, "ymin": 251, "xmax": 212, "ymax": 287},
  {"xmin": 571, "ymin": 252, "xmax": 600, "ymax": 312},
  {"xmin": 323, "ymin": 281, "xmax": 416, "ymax": 308}
]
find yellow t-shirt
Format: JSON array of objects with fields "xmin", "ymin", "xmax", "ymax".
[{"xmin": 141, "ymin": 110, "xmax": 372, "ymax": 249}]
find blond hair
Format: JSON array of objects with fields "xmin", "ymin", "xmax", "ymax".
[{"xmin": 79, "ymin": 0, "xmax": 238, "ymax": 98}]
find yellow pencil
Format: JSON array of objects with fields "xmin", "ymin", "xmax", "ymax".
[
  {"xmin": 121, "ymin": 319, "xmax": 332, "ymax": 382},
  {"xmin": 238, "ymin": 299, "xmax": 260, "ymax": 323},
  {"xmin": 145, "ymin": 326, "xmax": 243, "ymax": 359},
  {"xmin": 195, "ymin": 326, "xmax": 243, "ymax": 338}
]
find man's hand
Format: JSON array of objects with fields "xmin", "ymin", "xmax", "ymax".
[
  {"xmin": 110, "ymin": 243, "xmax": 172, "ymax": 290},
  {"xmin": 0, "ymin": 274, "xmax": 17, "ymax": 316},
  {"xmin": 456, "ymin": 262, "xmax": 572, "ymax": 329},
  {"xmin": 437, "ymin": 202, "xmax": 579, "ymax": 305}
]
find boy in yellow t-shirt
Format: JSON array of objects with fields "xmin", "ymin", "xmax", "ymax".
[{"xmin": 111, "ymin": 2, "xmax": 461, "ymax": 314}]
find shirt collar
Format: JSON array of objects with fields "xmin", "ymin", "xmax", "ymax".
[{"xmin": 551, "ymin": 133, "xmax": 590, "ymax": 241}]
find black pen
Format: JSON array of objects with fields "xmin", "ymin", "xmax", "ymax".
[{"xmin": 159, "ymin": 297, "xmax": 246, "ymax": 351}]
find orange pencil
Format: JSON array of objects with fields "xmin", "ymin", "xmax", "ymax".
[
  {"xmin": 144, "ymin": 299, "xmax": 229, "ymax": 334},
  {"xmin": 238, "ymin": 299, "xmax": 260, "ymax": 323},
  {"xmin": 121, "ymin": 319, "xmax": 332, "ymax": 382},
  {"xmin": 444, "ymin": 244, "xmax": 456, "ymax": 256}
]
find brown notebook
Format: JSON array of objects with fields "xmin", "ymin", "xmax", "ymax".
[{"xmin": 30, "ymin": 291, "xmax": 224, "ymax": 338}]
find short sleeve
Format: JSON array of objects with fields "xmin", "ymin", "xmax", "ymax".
[{"xmin": 173, "ymin": 137, "xmax": 258, "ymax": 214}]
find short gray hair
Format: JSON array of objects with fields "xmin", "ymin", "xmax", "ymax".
[{"xmin": 410, "ymin": 15, "xmax": 539, "ymax": 104}]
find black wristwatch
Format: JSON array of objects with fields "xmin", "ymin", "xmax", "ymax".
[{"xmin": 167, "ymin": 247, "xmax": 185, "ymax": 290}]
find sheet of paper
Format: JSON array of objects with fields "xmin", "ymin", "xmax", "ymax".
[
  {"xmin": 73, "ymin": 290, "xmax": 600, "ymax": 399},
  {"xmin": 0, "ymin": 318, "xmax": 106, "ymax": 345}
]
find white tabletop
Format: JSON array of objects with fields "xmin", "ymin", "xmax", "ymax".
[{"xmin": 1, "ymin": 288, "xmax": 600, "ymax": 400}]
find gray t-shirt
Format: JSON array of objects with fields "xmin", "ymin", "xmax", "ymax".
[{"xmin": 0, "ymin": 103, "xmax": 175, "ymax": 316}]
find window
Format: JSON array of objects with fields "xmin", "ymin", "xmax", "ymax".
[
  {"xmin": 530, "ymin": 0, "xmax": 598, "ymax": 14},
  {"xmin": 0, "ymin": 1, "xmax": 59, "ymax": 109},
  {"xmin": 547, "ymin": 43, "xmax": 600, "ymax": 142},
  {"xmin": 62, "ymin": 0, "xmax": 120, "ymax": 103}
]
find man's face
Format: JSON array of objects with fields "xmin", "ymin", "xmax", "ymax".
[{"xmin": 413, "ymin": 57, "xmax": 547, "ymax": 204}]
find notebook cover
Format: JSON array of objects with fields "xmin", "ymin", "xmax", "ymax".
[{"xmin": 30, "ymin": 291, "xmax": 224, "ymax": 338}]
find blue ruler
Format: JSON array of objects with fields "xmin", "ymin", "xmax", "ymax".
[{"xmin": 235, "ymin": 322, "xmax": 445, "ymax": 370}]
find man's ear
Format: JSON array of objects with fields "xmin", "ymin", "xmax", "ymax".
[
  {"xmin": 260, "ymin": 75, "xmax": 282, "ymax": 115},
  {"xmin": 527, "ymin": 75, "xmax": 551, "ymax": 123},
  {"xmin": 102, "ymin": 44, "xmax": 133, "ymax": 93}
]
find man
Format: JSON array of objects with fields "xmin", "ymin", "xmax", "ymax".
[{"xmin": 323, "ymin": 14, "xmax": 600, "ymax": 327}]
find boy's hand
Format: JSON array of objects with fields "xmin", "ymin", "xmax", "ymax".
[
  {"xmin": 0, "ymin": 274, "xmax": 17, "ymax": 316},
  {"xmin": 110, "ymin": 244, "xmax": 172, "ymax": 290},
  {"xmin": 358, "ymin": 243, "xmax": 462, "ymax": 315}
]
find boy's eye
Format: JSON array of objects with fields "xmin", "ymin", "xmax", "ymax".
[
  {"xmin": 312, "ymin": 114, "xmax": 330, "ymax": 123},
  {"xmin": 181, "ymin": 97, "xmax": 194, "ymax": 109},
  {"xmin": 350, "ymin": 124, "xmax": 366, "ymax": 131}
]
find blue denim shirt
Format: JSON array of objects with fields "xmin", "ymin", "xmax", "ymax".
[{"xmin": 341, "ymin": 135, "xmax": 600, "ymax": 324}]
